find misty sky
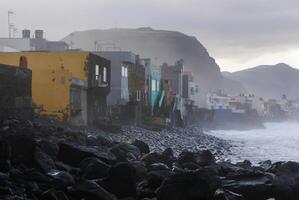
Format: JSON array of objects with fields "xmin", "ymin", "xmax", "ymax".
[{"xmin": 1, "ymin": 0, "xmax": 299, "ymax": 72}]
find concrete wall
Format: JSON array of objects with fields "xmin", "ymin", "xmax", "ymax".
[{"xmin": 0, "ymin": 38, "xmax": 31, "ymax": 51}]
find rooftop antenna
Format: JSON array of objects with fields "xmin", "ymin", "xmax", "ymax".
[
  {"xmin": 13, "ymin": 26, "xmax": 18, "ymax": 38},
  {"xmin": 8, "ymin": 10, "xmax": 14, "ymax": 38}
]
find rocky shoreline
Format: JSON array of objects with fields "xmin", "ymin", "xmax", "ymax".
[{"xmin": 0, "ymin": 119, "xmax": 299, "ymax": 200}]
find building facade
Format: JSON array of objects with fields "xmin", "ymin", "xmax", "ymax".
[{"xmin": 0, "ymin": 51, "xmax": 110, "ymax": 125}]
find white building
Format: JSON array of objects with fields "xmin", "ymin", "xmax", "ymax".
[
  {"xmin": 0, "ymin": 45, "xmax": 18, "ymax": 52},
  {"xmin": 207, "ymin": 92, "xmax": 230, "ymax": 110},
  {"xmin": 0, "ymin": 30, "xmax": 68, "ymax": 52}
]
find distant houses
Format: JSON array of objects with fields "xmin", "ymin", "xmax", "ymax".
[{"xmin": 0, "ymin": 29, "xmax": 68, "ymax": 52}]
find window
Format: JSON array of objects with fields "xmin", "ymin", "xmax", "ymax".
[
  {"xmin": 136, "ymin": 90, "xmax": 141, "ymax": 101},
  {"xmin": 156, "ymin": 80, "xmax": 160, "ymax": 91},
  {"xmin": 103, "ymin": 67, "xmax": 107, "ymax": 82},
  {"xmin": 152, "ymin": 80, "xmax": 157, "ymax": 91},
  {"xmin": 95, "ymin": 65, "xmax": 99, "ymax": 80},
  {"xmin": 121, "ymin": 65, "xmax": 128, "ymax": 77},
  {"xmin": 125, "ymin": 67, "xmax": 128, "ymax": 77},
  {"xmin": 191, "ymin": 87, "xmax": 194, "ymax": 95},
  {"xmin": 121, "ymin": 66, "xmax": 125, "ymax": 77}
]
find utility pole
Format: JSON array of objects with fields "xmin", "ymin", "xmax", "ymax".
[{"xmin": 8, "ymin": 10, "xmax": 14, "ymax": 38}]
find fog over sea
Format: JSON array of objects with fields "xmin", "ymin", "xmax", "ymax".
[{"xmin": 208, "ymin": 122, "xmax": 299, "ymax": 164}]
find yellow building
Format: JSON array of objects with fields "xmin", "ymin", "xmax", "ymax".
[{"xmin": 0, "ymin": 51, "xmax": 110, "ymax": 125}]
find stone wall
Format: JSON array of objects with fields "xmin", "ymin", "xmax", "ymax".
[{"xmin": 0, "ymin": 64, "xmax": 32, "ymax": 120}]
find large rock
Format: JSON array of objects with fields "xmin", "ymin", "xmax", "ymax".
[
  {"xmin": 34, "ymin": 150, "xmax": 56, "ymax": 173},
  {"xmin": 80, "ymin": 157, "xmax": 111, "ymax": 180},
  {"xmin": 213, "ymin": 189, "xmax": 244, "ymax": 200},
  {"xmin": 109, "ymin": 143, "xmax": 141, "ymax": 162},
  {"xmin": 270, "ymin": 161, "xmax": 299, "ymax": 200},
  {"xmin": 57, "ymin": 142, "xmax": 116, "ymax": 167},
  {"xmin": 142, "ymin": 149, "xmax": 174, "ymax": 167},
  {"xmin": 73, "ymin": 180, "xmax": 117, "ymax": 200},
  {"xmin": 132, "ymin": 140, "xmax": 150, "ymax": 154},
  {"xmin": 156, "ymin": 169, "xmax": 221, "ymax": 200},
  {"xmin": 47, "ymin": 170, "xmax": 75, "ymax": 189},
  {"xmin": 177, "ymin": 150, "xmax": 215, "ymax": 167},
  {"xmin": 99, "ymin": 162, "xmax": 137, "ymax": 199},
  {"xmin": 38, "ymin": 140, "xmax": 59, "ymax": 160},
  {"xmin": 222, "ymin": 172, "xmax": 274, "ymax": 200},
  {"xmin": 6, "ymin": 133, "xmax": 37, "ymax": 166}
]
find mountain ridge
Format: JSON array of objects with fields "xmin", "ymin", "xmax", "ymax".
[
  {"xmin": 62, "ymin": 27, "xmax": 245, "ymax": 94},
  {"xmin": 223, "ymin": 63, "xmax": 299, "ymax": 99}
]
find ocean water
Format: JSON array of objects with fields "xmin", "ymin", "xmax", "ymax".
[{"xmin": 208, "ymin": 122, "xmax": 299, "ymax": 164}]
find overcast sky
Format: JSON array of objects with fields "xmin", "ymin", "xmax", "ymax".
[{"xmin": 1, "ymin": 0, "xmax": 299, "ymax": 72}]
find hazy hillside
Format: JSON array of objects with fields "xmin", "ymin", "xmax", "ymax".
[
  {"xmin": 62, "ymin": 27, "xmax": 244, "ymax": 93},
  {"xmin": 223, "ymin": 63, "xmax": 299, "ymax": 99}
]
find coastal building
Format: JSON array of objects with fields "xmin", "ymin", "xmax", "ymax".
[
  {"xmin": 149, "ymin": 66, "xmax": 162, "ymax": 110},
  {"xmin": 0, "ymin": 51, "xmax": 110, "ymax": 125},
  {"xmin": 127, "ymin": 56, "xmax": 146, "ymax": 104},
  {"xmin": 183, "ymin": 71, "xmax": 208, "ymax": 109},
  {"xmin": 94, "ymin": 51, "xmax": 138, "ymax": 106},
  {"xmin": 0, "ymin": 29, "xmax": 68, "ymax": 51},
  {"xmin": 207, "ymin": 92, "xmax": 230, "ymax": 110},
  {"xmin": 229, "ymin": 94, "xmax": 255, "ymax": 114},
  {"xmin": 161, "ymin": 60, "xmax": 185, "ymax": 125}
]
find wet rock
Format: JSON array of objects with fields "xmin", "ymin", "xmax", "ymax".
[
  {"xmin": 47, "ymin": 170, "xmax": 75, "ymax": 189},
  {"xmin": 132, "ymin": 140, "xmax": 150, "ymax": 154},
  {"xmin": 0, "ymin": 140, "xmax": 11, "ymax": 161},
  {"xmin": 177, "ymin": 150, "xmax": 215, "ymax": 167},
  {"xmin": 156, "ymin": 169, "xmax": 221, "ymax": 200},
  {"xmin": 0, "ymin": 172, "xmax": 9, "ymax": 185},
  {"xmin": 218, "ymin": 162, "xmax": 250, "ymax": 177},
  {"xmin": 87, "ymin": 135, "xmax": 112, "ymax": 147},
  {"xmin": 34, "ymin": 150, "xmax": 56, "ymax": 173},
  {"xmin": 80, "ymin": 157, "xmax": 111, "ymax": 180},
  {"xmin": 149, "ymin": 163, "xmax": 169, "ymax": 171},
  {"xmin": 7, "ymin": 134, "xmax": 37, "ymax": 166},
  {"xmin": 147, "ymin": 170, "xmax": 171, "ymax": 190},
  {"xmin": 222, "ymin": 172, "xmax": 274, "ymax": 200},
  {"xmin": 142, "ymin": 153, "xmax": 162, "ymax": 166},
  {"xmin": 181, "ymin": 162, "xmax": 201, "ymax": 171},
  {"xmin": 142, "ymin": 151, "xmax": 174, "ymax": 168},
  {"xmin": 213, "ymin": 189, "xmax": 244, "ymax": 200},
  {"xmin": 160, "ymin": 148, "xmax": 175, "ymax": 167},
  {"xmin": 24, "ymin": 168, "xmax": 51, "ymax": 183},
  {"xmin": 55, "ymin": 161, "xmax": 72, "ymax": 172},
  {"xmin": 38, "ymin": 140, "xmax": 59, "ymax": 160},
  {"xmin": 236, "ymin": 160, "xmax": 252, "ymax": 169},
  {"xmin": 57, "ymin": 142, "xmax": 116, "ymax": 167},
  {"xmin": 99, "ymin": 162, "xmax": 137, "ymax": 199},
  {"xmin": 132, "ymin": 161, "xmax": 148, "ymax": 182},
  {"xmin": 259, "ymin": 160, "xmax": 272, "ymax": 171},
  {"xmin": 74, "ymin": 180, "xmax": 117, "ymax": 200},
  {"xmin": 109, "ymin": 143, "xmax": 141, "ymax": 162},
  {"xmin": 40, "ymin": 189, "xmax": 69, "ymax": 200},
  {"xmin": 270, "ymin": 161, "xmax": 299, "ymax": 200}
]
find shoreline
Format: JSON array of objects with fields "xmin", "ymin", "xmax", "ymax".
[{"xmin": 1, "ymin": 118, "xmax": 299, "ymax": 199}]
